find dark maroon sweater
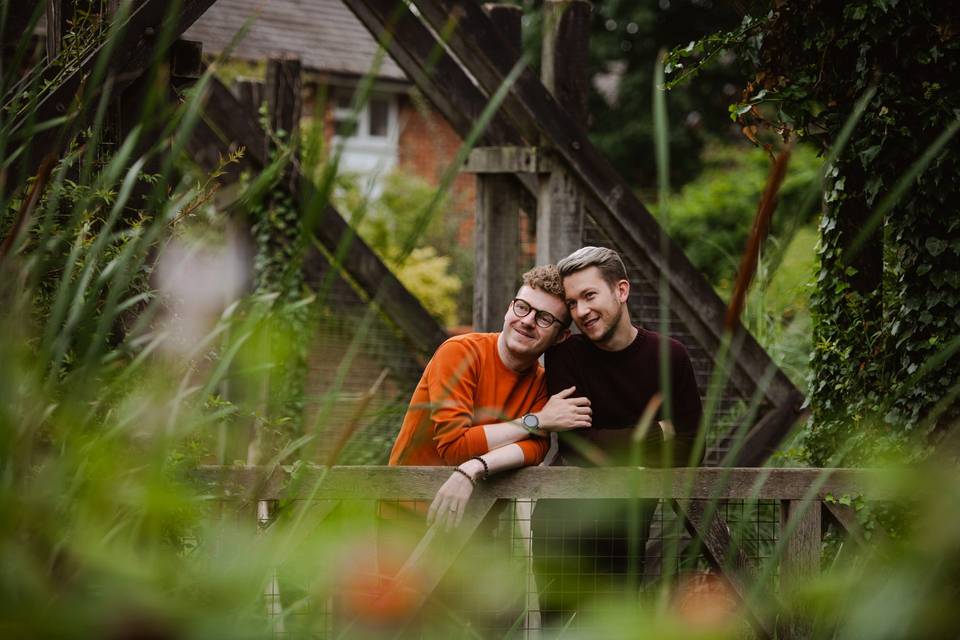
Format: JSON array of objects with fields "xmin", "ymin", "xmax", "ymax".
[{"xmin": 544, "ymin": 327, "xmax": 703, "ymax": 467}]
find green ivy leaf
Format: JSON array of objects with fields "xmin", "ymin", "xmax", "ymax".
[{"xmin": 925, "ymin": 237, "xmax": 947, "ymax": 257}]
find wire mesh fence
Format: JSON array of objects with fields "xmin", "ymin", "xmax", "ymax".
[{"xmin": 253, "ymin": 495, "xmax": 781, "ymax": 638}]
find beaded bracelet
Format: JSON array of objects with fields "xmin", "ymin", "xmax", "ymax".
[
  {"xmin": 453, "ymin": 467, "xmax": 476, "ymax": 487},
  {"xmin": 470, "ymin": 455, "xmax": 490, "ymax": 480}
]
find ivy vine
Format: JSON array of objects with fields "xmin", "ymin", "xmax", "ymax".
[{"xmin": 668, "ymin": 0, "xmax": 960, "ymax": 464}]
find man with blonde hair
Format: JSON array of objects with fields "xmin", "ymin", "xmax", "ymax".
[
  {"xmin": 533, "ymin": 246, "xmax": 704, "ymax": 625},
  {"xmin": 388, "ymin": 264, "xmax": 592, "ymax": 527}
]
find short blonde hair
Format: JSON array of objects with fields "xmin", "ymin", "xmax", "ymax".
[{"xmin": 557, "ymin": 246, "xmax": 628, "ymax": 288}]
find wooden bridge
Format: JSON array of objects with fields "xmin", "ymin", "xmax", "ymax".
[{"xmin": 195, "ymin": 465, "xmax": 890, "ymax": 639}]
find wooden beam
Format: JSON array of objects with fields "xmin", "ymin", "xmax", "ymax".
[
  {"xmin": 265, "ymin": 56, "xmax": 302, "ymax": 191},
  {"xmin": 170, "ymin": 38, "xmax": 203, "ymax": 84},
  {"xmin": 474, "ymin": 173, "xmax": 520, "ymax": 331},
  {"xmin": 778, "ymin": 499, "xmax": 822, "ymax": 639},
  {"xmin": 537, "ymin": 0, "xmax": 591, "ymax": 264},
  {"xmin": 45, "ymin": 0, "xmax": 71, "ymax": 62},
  {"xmin": 5, "ymin": 0, "xmax": 219, "ymax": 190},
  {"xmin": 341, "ymin": 0, "xmax": 530, "ymax": 147},
  {"xmin": 233, "ymin": 79, "xmax": 263, "ymax": 115},
  {"xmin": 673, "ymin": 499, "xmax": 773, "ymax": 638},
  {"xmin": 190, "ymin": 466, "xmax": 902, "ymax": 502},
  {"xmin": 732, "ymin": 392, "xmax": 807, "ymax": 467},
  {"xmin": 472, "ymin": 3, "xmax": 524, "ymax": 332},
  {"xmin": 191, "ymin": 73, "xmax": 448, "ymax": 360},
  {"xmin": 372, "ymin": 497, "xmax": 500, "ymax": 630},
  {"xmin": 404, "ymin": 0, "xmax": 800, "ymax": 410},
  {"xmin": 463, "ymin": 146, "xmax": 554, "ymax": 174}
]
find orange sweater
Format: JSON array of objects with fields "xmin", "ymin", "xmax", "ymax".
[{"xmin": 388, "ymin": 333, "xmax": 550, "ymax": 467}]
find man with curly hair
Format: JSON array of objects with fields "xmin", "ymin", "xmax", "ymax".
[{"xmin": 388, "ymin": 265, "xmax": 591, "ymax": 527}]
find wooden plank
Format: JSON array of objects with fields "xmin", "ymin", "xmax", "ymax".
[
  {"xmin": 474, "ymin": 173, "xmax": 520, "ymax": 331},
  {"xmin": 198, "ymin": 74, "xmax": 268, "ymax": 167},
  {"xmin": 190, "ymin": 466, "xmax": 901, "ymax": 502},
  {"xmin": 234, "ymin": 79, "xmax": 263, "ymax": 115},
  {"xmin": 369, "ymin": 497, "xmax": 500, "ymax": 631},
  {"xmin": 265, "ymin": 56, "xmax": 301, "ymax": 191},
  {"xmin": 5, "ymin": 0, "xmax": 219, "ymax": 189},
  {"xmin": 537, "ymin": 0, "xmax": 590, "ymax": 264},
  {"xmin": 45, "ymin": 0, "xmax": 71, "ymax": 62},
  {"xmin": 484, "ymin": 4, "xmax": 522, "ymax": 54},
  {"xmin": 822, "ymin": 502, "xmax": 866, "ymax": 548},
  {"xmin": 672, "ymin": 499, "xmax": 773, "ymax": 638},
  {"xmin": 341, "ymin": 0, "xmax": 530, "ymax": 147},
  {"xmin": 778, "ymin": 499, "xmax": 822, "ymax": 639},
  {"xmin": 405, "ymin": 0, "xmax": 800, "ymax": 410},
  {"xmin": 732, "ymin": 393, "xmax": 807, "ymax": 467},
  {"xmin": 346, "ymin": 0, "xmax": 798, "ymax": 444},
  {"xmin": 170, "ymin": 38, "xmax": 203, "ymax": 83},
  {"xmin": 541, "ymin": 0, "xmax": 591, "ymax": 128},
  {"xmin": 191, "ymin": 74, "xmax": 448, "ymax": 359},
  {"xmin": 537, "ymin": 166, "xmax": 584, "ymax": 263},
  {"xmin": 463, "ymin": 146, "xmax": 553, "ymax": 174},
  {"xmin": 472, "ymin": 3, "xmax": 523, "ymax": 333}
]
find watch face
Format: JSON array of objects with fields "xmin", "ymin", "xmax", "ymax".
[{"xmin": 522, "ymin": 414, "xmax": 539, "ymax": 428}]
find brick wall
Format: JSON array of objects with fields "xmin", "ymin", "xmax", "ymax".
[{"xmin": 396, "ymin": 95, "xmax": 476, "ymax": 247}]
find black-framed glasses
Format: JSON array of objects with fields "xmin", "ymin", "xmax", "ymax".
[{"xmin": 511, "ymin": 298, "xmax": 562, "ymax": 329}]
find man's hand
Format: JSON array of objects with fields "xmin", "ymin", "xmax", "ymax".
[
  {"xmin": 535, "ymin": 386, "xmax": 591, "ymax": 432},
  {"xmin": 426, "ymin": 461, "xmax": 482, "ymax": 530}
]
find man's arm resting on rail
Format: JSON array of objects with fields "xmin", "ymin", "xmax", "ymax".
[{"xmin": 427, "ymin": 443, "xmax": 527, "ymax": 530}]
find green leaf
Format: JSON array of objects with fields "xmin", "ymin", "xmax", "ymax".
[{"xmin": 925, "ymin": 237, "xmax": 947, "ymax": 257}]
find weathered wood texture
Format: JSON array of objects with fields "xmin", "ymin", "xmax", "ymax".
[
  {"xmin": 191, "ymin": 466, "xmax": 897, "ymax": 502},
  {"xmin": 778, "ymin": 499, "xmax": 822, "ymax": 639},
  {"xmin": 673, "ymin": 499, "xmax": 773, "ymax": 638},
  {"xmin": 186, "ymin": 73, "xmax": 265, "ymax": 180},
  {"xmin": 343, "ymin": 0, "xmax": 804, "ymax": 464},
  {"xmin": 342, "ymin": 0, "xmax": 531, "ymax": 146},
  {"xmin": 234, "ymin": 78, "xmax": 263, "ymax": 115},
  {"xmin": 6, "ymin": 0, "xmax": 219, "ymax": 190},
  {"xmin": 540, "ymin": 0, "xmax": 591, "ymax": 128},
  {"xmin": 474, "ymin": 173, "xmax": 520, "ymax": 331},
  {"xmin": 471, "ymin": 3, "xmax": 524, "ymax": 332},
  {"xmin": 188, "ymin": 73, "xmax": 448, "ymax": 360},
  {"xmin": 169, "ymin": 38, "xmax": 204, "ymax": 83},
  {"xmin": 264, "ymin": 56, "xmax": 302, "ymax": 190},
  {"xmin": 400, "ymin": 0, "xmax": 799, "ymax": 411},
  {"xmin": 537, "ymin": 0, "xmax": 590, "ymax": 264},
  {"xmin": 464, "ymin": 146, "xmax": 554, "ymax": 174},
  {"xmin": 369, "ymin": 497, "xmax": 500, "ymax": 632}
]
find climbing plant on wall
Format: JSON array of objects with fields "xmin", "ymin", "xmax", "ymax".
[{"xmin": 667, "ymin": 0, "xmax": 960, "ymax": 464}]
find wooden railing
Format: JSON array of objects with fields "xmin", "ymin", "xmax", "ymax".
[{"xmin": 193, "ymin": 466, "xmax": 889, "ymax": 639}]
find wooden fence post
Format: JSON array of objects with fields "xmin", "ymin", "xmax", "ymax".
[
  {"xmin": 536, "ymin": 0, "xmax": 591, "ymax": 264},
  {"xmin": 778, "ymin": 498, "xmax": 822, "ymax": 639},
  {"xmin": 265, "ymin": 56, "xmax": 302, "ymax": 191},
  {"xmin": 472, "ymin": 4, "xmax": 524, "ymax": 331}
]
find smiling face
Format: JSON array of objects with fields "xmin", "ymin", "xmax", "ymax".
[
  {"xmin": 500, "ymin": 284, "xmax": 569, "ymax": 362},
  {"xmin": 562, "ymin": 266, "xmax": 632, "ymax": 347}
]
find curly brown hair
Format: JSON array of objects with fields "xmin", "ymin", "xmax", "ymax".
[{"xmin": 521, "ymin": 265, "xmax": 564, "ymax": 299}]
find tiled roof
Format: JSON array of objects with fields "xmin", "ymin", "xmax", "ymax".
[{"xmin": 184, "ymin": 0, "xmax": 407, "ymax": 80}]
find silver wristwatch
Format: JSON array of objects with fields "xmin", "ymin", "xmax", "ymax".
[{"xmin": 521, "ymin": 413, "xmax": 540, "ymax": 434}]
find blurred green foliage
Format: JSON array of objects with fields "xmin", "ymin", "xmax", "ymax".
[
  {"xmin": 656, "ymin": 142, "xmax": 820, "ymax": 390},
  {"xmin": 670, "ymin": 0, "xmax": 960, "ymax": 465},
  {"xmin": 329, "ymin": 169, "xmax": 464, "ymax": 328},
  {"xmin": 3, "ymin": 3, "xmax": 960, "ymax": 638},
  {"xmin": 658, "ymin": 143, "xmax": 820, "ymax": 290},
  {"xmin": 520, "ymin": 0, "xmax": 761, "ymax": 188}
]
